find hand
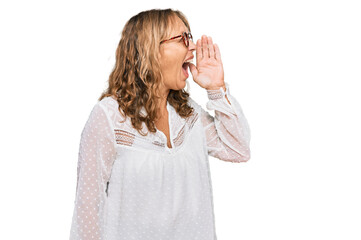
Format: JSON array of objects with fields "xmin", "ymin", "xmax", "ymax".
[{"xmin": 189, "ymin": 35, "xmax": 225, "ymax": 90}]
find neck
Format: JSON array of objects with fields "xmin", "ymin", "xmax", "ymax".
[
  {"xmin": 158, "ymin": 97, "xmax": 168, "ymax": 113},
  {"xmin": 159, "ymin": 87, "xmax": 169, "ymax": 109}
]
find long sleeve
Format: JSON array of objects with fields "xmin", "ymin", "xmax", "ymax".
[
  {"xmin": 69, "ymin": 103, "xmax": 117, "ymax": 240},
  {"xmin": 200, "ymin": 82, "xmax": 251, "ymax": 163}
]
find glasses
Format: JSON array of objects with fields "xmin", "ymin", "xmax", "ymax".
[{"xmin": 160, "ymin": 32, "xmax": 193, "ymax": 47}]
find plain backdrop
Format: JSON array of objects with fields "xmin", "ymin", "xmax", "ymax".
[{"xmin": 0, "ymin": 0, "xmax": 360, "ymax": 239}]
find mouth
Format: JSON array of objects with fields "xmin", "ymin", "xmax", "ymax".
[
  {"xmin": 182, "ymin": 62, "xmax": 190, "ymax": 78},
  {"xmin": 181, "ymin": 57, "xmax": 193, "ymax": 78}
]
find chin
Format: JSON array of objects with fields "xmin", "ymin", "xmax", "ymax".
[
  {"xmin": 181, "ymin": 79, "xmax": 187, "ymax": 87},
  {"xmin": 173, "ymin": 82, "xmax": 186, "ymax": 91}
]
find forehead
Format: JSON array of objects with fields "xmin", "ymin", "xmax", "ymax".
[{"xmin": 168, "ymin": 16, "xmax": 188, "ymax": 36}]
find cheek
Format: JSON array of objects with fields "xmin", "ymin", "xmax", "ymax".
[
  {"xmin": 161, "ymin": 59, "xmax": 178, "ymax": 76},
  {"xmin": 162, "ymin": 58, "xmax": 180, "ymax": 74},
  {"xmin": 160, "ymin": 48, "xmax": 187, "ymax": 75},
  {"xmin": 161, "ymin": 52, "xmax": 175, "ymax": 70}
]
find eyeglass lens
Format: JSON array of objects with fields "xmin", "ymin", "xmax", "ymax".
[{"xmin": 183, "ymin": 32, "xmax": 193, "ymax": 47}]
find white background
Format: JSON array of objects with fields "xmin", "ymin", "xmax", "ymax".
[{"xmin": 0, "ymin": 0, "xmax": 360, "ymax": 239}]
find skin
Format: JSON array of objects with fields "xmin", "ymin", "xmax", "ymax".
[
  {"xmin": 158, "ymin": 16, "xmax": 196, "ymax": 112},
  {"xmin": 156, "ymin": 16, "xmax": 232, "ymax": 148},
  {"xmin": 158, "ymin": 16, "xmax": 230, "ymax": 115}
]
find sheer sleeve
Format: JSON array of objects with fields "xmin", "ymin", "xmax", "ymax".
[
  {"xmin": 69, "ymin": 102, "xmax": 117, "ymax": 240},
  {"xmin": 200, "ymin": 82, "xmax": 251, "ymax": 163}
]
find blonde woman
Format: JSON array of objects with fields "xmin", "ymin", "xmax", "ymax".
[{"xmin": 69, "ymin": 8, "xmax": 251, "ymax": 240}]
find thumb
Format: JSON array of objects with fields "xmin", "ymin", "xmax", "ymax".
[{"xmin": 188, "ymin": 63, "xmax": 198, "ymax": 79}]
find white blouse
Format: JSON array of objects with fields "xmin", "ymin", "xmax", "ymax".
[{"xmin": 69, "ymin": 82, "xmax": 251, "ymax": 240}]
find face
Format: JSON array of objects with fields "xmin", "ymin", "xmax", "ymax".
[{"xmin": 159, "ymin": 16, "xmax": 196, "ymax": 96}]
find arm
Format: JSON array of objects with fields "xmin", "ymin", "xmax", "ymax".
[
  {"xmin": 69, "ymin": 103, "xmax": 117, "ymax": 240},
  {"xmin": 201, "ymin": 82, "xmax": 251, "ymax": 163}
]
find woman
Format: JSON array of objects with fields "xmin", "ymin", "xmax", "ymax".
[{"xmin": 69, "ymin": 8, "xmax": 251, "ymax": 240}]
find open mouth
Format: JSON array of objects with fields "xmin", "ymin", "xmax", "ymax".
[
  {"xmin": 182, "ymin": 62, "xmax": 190, "ymax": 78},
  {"xmin": 181, "ymin": 58, "xmax": 193, "ymax": 78}
]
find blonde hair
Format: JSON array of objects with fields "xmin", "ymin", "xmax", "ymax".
[{"xmin": 99, "ymin": 8, "xmax": 194, "ymax": 136}]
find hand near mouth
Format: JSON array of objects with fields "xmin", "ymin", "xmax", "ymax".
[{"xmin": 189, "ymin": 35, "xmax": 225, "ymax": 90}]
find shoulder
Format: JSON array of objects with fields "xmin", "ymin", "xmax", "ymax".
[
  {"xmin": 96, "ymin": 96, "xmax": 129, "ymax": 129},
  {"xmin": 98, "ymin": 95, "xmax": 118, "ymax": 108},
  {"xmin": 97, "ymin": 96, "xmax": 123, "ymax": 115},
  {"xmin": 84, "ymin": 96, "xmax": 123, "ymax": 125}
]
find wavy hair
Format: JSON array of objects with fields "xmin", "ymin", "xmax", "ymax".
[{"xmin": 99, "ymin": 8, "xmax": 195, "ymax": 136}]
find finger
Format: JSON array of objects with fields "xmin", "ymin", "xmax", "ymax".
[
  {"xmin": 188, "ymin": 63, "xmax": 198, "ymax": 80},
  {"xmin": 196, "ymin": 39, "xmax": 202, "ymax": 64},
  {"xmin": 207, "ymin": 36, "xmax": 215, "ymax": 59},
  {"xmin": 202, "ymin": 35, "xmax": 209, "ymax": 58},
  {"xmin": 214, "ymin": 43, "xmax": 222, "ymax": 62}
]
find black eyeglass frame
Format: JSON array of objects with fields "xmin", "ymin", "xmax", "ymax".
[{"xmin": 160, "ymin": 32, "xmax": 193, "ymax": 47}]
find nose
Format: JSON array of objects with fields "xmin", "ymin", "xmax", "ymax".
[{"xmin": 188, "ymin": 38, "xmax": 196, "ymax": 52}]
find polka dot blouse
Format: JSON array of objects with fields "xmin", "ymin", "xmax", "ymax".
[{"xmin": 69, "ymin": 82, "xmax": 251, "ymax": 240}]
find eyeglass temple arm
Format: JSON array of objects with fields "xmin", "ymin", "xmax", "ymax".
[{"xmin": 160, "ymin": 35, "xmax": 183, "ymax": 44}]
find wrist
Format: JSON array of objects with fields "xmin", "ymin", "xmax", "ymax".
[{"xmin": 206, "ymin": 84, "xmax": 226, "ymax": 91}]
